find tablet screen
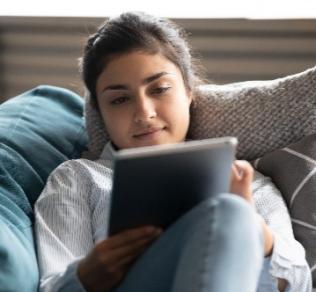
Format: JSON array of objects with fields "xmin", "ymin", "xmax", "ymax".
[{"xmin": 108, "ymin": 137, "xmax": 237, "ymax": 235}]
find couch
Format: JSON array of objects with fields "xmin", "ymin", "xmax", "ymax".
[{"xmin": 0, "ymin": 65, "xmax": 315, "ymax": 291}]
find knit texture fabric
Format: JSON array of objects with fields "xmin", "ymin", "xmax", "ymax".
[
  {"xmin": 83, "ymin": 95, "xmax": 109, "ymax": 160},
  {"xmin": 83, "ymin": 66, "xmax": 316, "ymax": 160}
]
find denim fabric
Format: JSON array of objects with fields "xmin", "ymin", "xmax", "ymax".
[{"xmin": 115, "ymin": 194, "xmax": 264, "ymax": 292}]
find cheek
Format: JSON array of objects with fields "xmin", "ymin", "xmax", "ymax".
[
  {"xmin": 169, "ymin": 98, "xmax": 191, "ymax": 120},
  {"xmin": 98, "ymin": 107, "xmax": 118, "ymax": 134},
  {"xmin": 161, "ymin": 100, "xmax": 190, "ymax": 134},
  {"xmin": 100, "ymin": 108, "xmax": 131, "ymax": 137}
]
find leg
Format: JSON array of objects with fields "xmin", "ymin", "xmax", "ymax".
[
  {"xmin": 114, "ymin": 194, "xmax": 264, "ymax": 292},
  {"xmin": 171, "ymin": 194, "xmax": 264, "ymax": 292}
]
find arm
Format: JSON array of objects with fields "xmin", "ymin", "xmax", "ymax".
[
  {"xmin": 252, "ymin": 170, "xmax": 312, "ymax": 292},
  {"xmin": 35, "ymin": 159, "xmax": 163, "ymax": 292},
  {"xmin": 35, "ymin": 161, "xmax": 93, "ymax": 291},
  {"xmin": 231, "ymin": 162, "xmax": 311, "ymax": 291}
]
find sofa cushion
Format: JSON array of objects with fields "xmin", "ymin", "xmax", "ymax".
[
  {"xmin": 0, "ymin": 85, "xmax": 87, "ymax": 292},
  {"xmin": 188, "ymin": 66, "xmax": 316, "ymax": 160},
  {"xmin": 254, "ymin": 134, "xmax": 316, "ymax": 285}
]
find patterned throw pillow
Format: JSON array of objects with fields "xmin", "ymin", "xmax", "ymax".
[
  {"xmin": 254, "ymin": 134, "xmax": 316, "ymax": 285},
  {"xmin": 84, "ymin": 66, "xmax": 316, "ymax": 161}
]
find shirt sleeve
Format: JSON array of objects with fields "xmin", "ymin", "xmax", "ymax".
[
  {"xmin": 252, "ymin": 170, "xmax": 312, "ymax": 292},
  {"xmin": 34, "ymin": 161, "xmax": 93, "ymax": 292},
  {"xmin": 39, "ymin": 259, "xmax": 85, "ymax": 292}
]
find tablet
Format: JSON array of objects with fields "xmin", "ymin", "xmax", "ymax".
[{"xmin": 108, "ymin": 136, "xmax": 237, "ymax": 235}]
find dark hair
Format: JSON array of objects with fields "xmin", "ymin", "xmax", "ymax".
[{"xmin": 80, "ymin": 12, "xmax": 205, "ymax": 103}]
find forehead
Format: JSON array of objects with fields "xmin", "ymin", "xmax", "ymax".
[{"xmin": 97, "ymin": 51, "xmax": 182, "ymax": 86}]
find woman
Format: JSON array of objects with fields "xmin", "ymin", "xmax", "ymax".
[{"xmin": 34, "ymin": 12, "xmax": 311, "ymax": 291}]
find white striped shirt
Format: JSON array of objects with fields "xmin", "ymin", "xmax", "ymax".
[{"xmin": 34, "ymin": 142, "xmax": 312, "ymax": 292}]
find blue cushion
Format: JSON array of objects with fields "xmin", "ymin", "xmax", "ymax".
[{"xmin": 0, "ymin": 85, "xmax": 88, "ymax": 291}]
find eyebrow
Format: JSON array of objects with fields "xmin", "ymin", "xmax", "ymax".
[{"xmin": 102, "ymin": 71, "xmax": 171, "ymax": 93}]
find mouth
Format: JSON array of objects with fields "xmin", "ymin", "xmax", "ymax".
[{"xmin": 133, "ymin": 127, "xmax": 166, "ymax": 140}]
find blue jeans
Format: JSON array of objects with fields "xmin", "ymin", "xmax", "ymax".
[{"xmin": 115, "ymin": 193, "xmax": 264, "ymax": 292}]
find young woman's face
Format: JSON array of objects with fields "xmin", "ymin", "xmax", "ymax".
[{"xmin": 96, "ymin": 51, "xmax": 192, "ymax": 149}]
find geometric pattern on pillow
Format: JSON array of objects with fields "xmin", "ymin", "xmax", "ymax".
[
  {"xmin": 83, "ymin": 66, "xmax": 316, "ymax": 161},
  {"xmin": 253, "ymin": 133, "xmax": 316, "ymax": 286}
]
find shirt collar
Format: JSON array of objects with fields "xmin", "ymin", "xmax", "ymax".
[{"xmin": 99, "ymin": 141, "xmax": 117, "ymax": 161}]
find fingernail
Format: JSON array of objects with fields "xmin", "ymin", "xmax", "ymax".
[
  {"xmin": 145, "ymin": 226, "xmax": 156, "ymax": 233},
  {"xmin": 154, "ymin": 228, "xmax": 163, "ymax": 235},
  {"xmin": 234, "ymin": 161, "xmax": 244, "ymax": 176}
]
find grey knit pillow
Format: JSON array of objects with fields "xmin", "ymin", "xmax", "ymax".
[
  {"xmin": 84, "ymin": 66, "xmax": 316, "ymax": 160},
  {"xmin": 254, "ymin": 133, "xmax": 316, "ymax": 285},
  {"xmin": 188, "ymin": 65, "xmax": 316, "ymax": 160}
]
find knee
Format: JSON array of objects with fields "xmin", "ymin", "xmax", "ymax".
[
  {"xmin": 205, "ymin": 193, "xmax": 259, "ymax": 229},
  {"xmin": 193, "ymin": 193, "xmax": 263, "ymax": 246},
  {"xmin": 208, "ymin": 193, "xmax": 263, "ymax": 250},
  {"xmin": 171, "ymin": 193, "xmax": 263, "ymax": 248},
  {"xmin": 211, "ymin": 193, "xmax": 255, "ymax": 220},
  {"xmin": 196, "ymin": 193, "xmax": 255, "ymax": 222}
]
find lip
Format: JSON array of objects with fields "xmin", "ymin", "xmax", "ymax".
[{"xmin": 133, "ymin": 127, "xmax": 166, "ymax": 140}]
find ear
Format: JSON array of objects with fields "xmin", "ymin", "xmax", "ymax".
[
  {"xmin": 188, "ymin": 90, "xmax": 194, "ymax": 107},
  {"xmin": 186, "ymin": 89, "xmax": 193, "ymax": 105}
]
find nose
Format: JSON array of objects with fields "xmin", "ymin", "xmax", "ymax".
[{"xmin": 133, "ymin": 96, "xmax": 157, "ymax": 124}]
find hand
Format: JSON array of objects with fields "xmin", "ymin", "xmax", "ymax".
[
  {"xmin": 230, "ymin": 161, "xmax": 274, "ymax": 256},
  {"xmin": 230, "ymin": 160, "xmax": 254, "ymax": 205},
  {"xmin": 77, "ymin": 225, "xmax": 163, "ymax": 292}
]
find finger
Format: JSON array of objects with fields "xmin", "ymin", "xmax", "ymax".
[
  {"xmin": 114, "ymin": 239, "xmax": 158, "ymax": 274},
  {"xmin": 233, "ymin": 160, "xmax": 244, "ymax": 177},
  {"xmin": 114, "ymin": 253, "xmax": 139, "ymax": 269},
  {"xmin": 108, "ymin": 255, "xmax": 142, "ymax": 286},
  {"xmin": 112, "ymin": 245, "xmax": 148, "ymax": 271},
  {"xmin": 234, "ymin": 160, "xmax": 253, "ymax": 182},
  {"xmin": 104, "ymin": 243, "xmax": 151, "ymax": 281},
  {"xmin": 108, "ymin": 236, "xmax": 157, "ymax": 260},
  {"xmin": 116, "ymin": 254, "xmax": 144, "ymax": 275},
  {"xmin": 103, "ymin": 233, "xmax": 161, "ymax": 263},
  {"xmin": 231, "ymin": 163, "xmax": 241, "ymax": 181},
  {"xmin": 104, "ymin": 226, "xmax": 162, "ymax": 249}
]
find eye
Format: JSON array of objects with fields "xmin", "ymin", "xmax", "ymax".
[
  {"xmin": 152, "ymin": 86, "xmax": 171, "ymax": 95},
  {"xmin": 110, "ymin": 96, "xmax": 129, "ymax": 105}
]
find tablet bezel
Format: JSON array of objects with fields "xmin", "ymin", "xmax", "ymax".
[{"xmin": 108, "ymin": 137, "xmax": 238, "ymax": 236}]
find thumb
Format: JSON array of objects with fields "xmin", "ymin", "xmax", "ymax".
[{"xmin": 233, "ymin": 160, "xmax": 253, "ymax": 183}]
